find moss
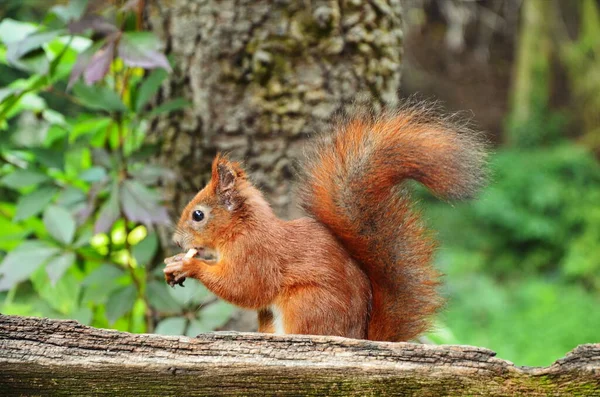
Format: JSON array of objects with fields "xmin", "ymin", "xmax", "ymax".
[{"xmin": 295, "ymin": 8, "xmax": 337, "ymax": 42}]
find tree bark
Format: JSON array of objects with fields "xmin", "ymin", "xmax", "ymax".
[
  {"xmin": 144, "ymin": 0, "xmax": 403, "ymax": 219},
  {"xmin": 507, "ymin": 0, "xmax": 551, "ymax": 145},
  {"xmin": 0, "ymin": 315, "xmax": 599, "ymax": 396}
]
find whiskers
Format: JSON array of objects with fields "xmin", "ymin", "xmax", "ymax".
[{"xmin": 172, "ymin": 225, "xmax": 191, "ymax": 249}]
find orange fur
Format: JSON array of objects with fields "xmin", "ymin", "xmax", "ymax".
[{"xmin": 165, "ymin": 103, "xmax": 487, "ymax": 341}]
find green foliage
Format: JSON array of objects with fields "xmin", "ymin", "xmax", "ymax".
[
  {"xmin": 432, "ymin": 1, "xmax": 600, "ymax": 363},
  {"xmin": 435, "ymin": 145, "xmax": 600, "ymax": 281},
  {"xmin": 506, "ymin": 89, "xmax": 567, "ymax": 149},
  {"xmin": 0, "ymin": 1, "xmax": 233, "ymax": 335},
  {"xmin": 433, "ymin": 275, "xmax": 600, "ymax": 367},
  {"xmin": 422, "ymin": 143, "xmax": 600, "ymax": 366}
]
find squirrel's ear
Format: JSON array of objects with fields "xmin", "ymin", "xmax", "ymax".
[{"xmin": 212, "ymin": 155, "xmax": 243, "ymax": 211}]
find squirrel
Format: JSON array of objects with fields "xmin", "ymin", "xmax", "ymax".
[{"xmin": 163, "ymin": 103, "xmax": 487, "ymax": 342}]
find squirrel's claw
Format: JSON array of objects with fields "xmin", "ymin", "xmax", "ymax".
[{"xmin": 164, "ymin": 260, "xmax": 190, "ymax": 288}]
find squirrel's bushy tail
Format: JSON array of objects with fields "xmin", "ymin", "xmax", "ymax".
[{"xmin": 298, "ymin": 102, "xmax": 487, "ymax": 341}]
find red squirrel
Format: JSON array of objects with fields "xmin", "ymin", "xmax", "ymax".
[{"xmin": 163, "ymin": 104, "xmax": 487, "ymax": 341}]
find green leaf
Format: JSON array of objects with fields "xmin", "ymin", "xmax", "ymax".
[
  {"xmin": 147, "ymin": 281, "xmax": 183, "ymax": 313},
  {"xmin": 0, "ymin": 240, "xmax": 60, "ymax": 291},
  {"xmin": 148, "ymin": 98, "xmax": 190, "ymax": 117},
  {"xmin": 79, "ymin": 166, "xmax": 107, "ymax": 182},
  {"xmin": 4, "ymin": 29, "xmax": 64, "ymax": 75},
  {"xmin": 198, "ymin": 300, "xmax": 235, "ymax": 330},
  {"xmin": 129, "ymin": 143, "xmax": 160, "ymax": 162},
  {"xmin": 14, "ymin": 185, "xmax": 59, "ymax": 221},
  {"xmin": 42, "ymin": 109, "xmax": 67, "ymax": 126},
  {"xmin": 81, "ymin": 263, "xmax": 124, "ymax": 304},
  {"xmin": 0, "ymin": 87, "xmax": 16, "ymax": 104},
  {"xmin": 132, "ymin": 232, "xmax": 158, "ymax": 267},
  {"xmin": 56, "ymin": 187, "xmax": 86, "ymax": 209},
  {"xmin": 71, "ymin": 116, "xmax": 112, "ymax": 142},
  {"xmin": 0, "ymin": 19, "xmax": 37, "ymax": 45},
  {"xmin": 45, "ymin": 251, "xmax": 75, "ymax": 286},
  {"xmin": 73, "ymin": 227, "xmax": 93, "ymax": 248},
  {"xmin": 31, "ymin": 264, "xmax": 80, "ymax": 315},
  {"xmin": 0, "ymin": 210, "xmax": 29, "ymax": 251},
  {"xmin": 72, "ymin": 307, "xmax": 93, "ymax": 325},
  {"xmin": 154, "ymin": 317, "xmax": 186, "ymax": 336},
  {"xmin": 51, "ymin": 0, "xmax": 89, "ymax": 23},
  {"xmin": 72, "ymin": 81, "xmax": 127, "ymax": 112},
  {"xmin": 130, "ymin": 164, "xmax": 175, "ymax": 185},
  {"xmin": 30, "ymin": 148, "xmax": 64, "ymax": 169},
  {"xmin": 43, "ymin": 205, "xmax": 76, "ymax": 245},
  {"xmin": 6, "ymin": 30, "xmax": 63, "ymax": 66},
  {"xmin": 9, "ymin": 51, "xmax": 49, "ymax": 75},
  {"xmin": 106, "ymin": 284, "xmax": 137, "ymax": 325},
  {"xmin": 135, "ymin": 68, "xmax": 168, "ymax": 112},
  {"xmin": 83, "ymin": 263, "xmax": 124, "ymax": 287},
  {"xmin": 168, "ymin": 278, "xmax": 210, "ymax": 307},
  {"xmin": 1, "ymin": 169, "xmax": 50, "ymax": 189},
  {"xmin": 186, "ymin": 318, "xmax": 211, "ymax": 336}
]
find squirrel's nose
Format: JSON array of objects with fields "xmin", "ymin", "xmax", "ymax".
[{"xmin": 173, "ymin": 236, "xmax": 183, "ymax": 248}]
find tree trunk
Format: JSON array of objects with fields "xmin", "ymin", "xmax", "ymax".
[
  {"xmin": 1, "ymin": 315, "xmax": 599, "ymax": 396},
  {"xmin": 144, "ymin": 0, "xmax": 403, "ymax": 219},
  {"xmin": 507, "ymin": 0, "xmax": 551, "ymax": 145}
]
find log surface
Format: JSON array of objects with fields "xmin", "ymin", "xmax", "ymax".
[{"xmin": 0, "ymin": 315, "xmax": 598, "ymax": 396}]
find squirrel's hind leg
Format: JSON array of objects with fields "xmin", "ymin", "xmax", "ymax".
[{"xmin": 257, "ymin": 308, "xmax": 275, "ymax": 333}]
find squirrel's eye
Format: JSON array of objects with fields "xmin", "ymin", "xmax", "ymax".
[{"xmin": 192, "ymin": 210, "xmax": 204, "ymax": 222}]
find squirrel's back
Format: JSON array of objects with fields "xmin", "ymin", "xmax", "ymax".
[{"xmin": 298, "ymin": 103, "xmax": 487, "ymax": 341}]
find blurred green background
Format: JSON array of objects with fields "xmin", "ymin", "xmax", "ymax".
[{"xmin": 0, "ymin": 0, "xmax": 598, "ymax": 368}]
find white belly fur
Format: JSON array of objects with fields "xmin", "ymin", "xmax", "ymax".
[{"xmin": 270, "ymin": 305, "xmax": 285, "ymax": 334}]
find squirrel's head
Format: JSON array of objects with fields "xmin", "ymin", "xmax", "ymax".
[{"xmin": 173, "ymin": 154, "xmax": 272, "ymax": 260}]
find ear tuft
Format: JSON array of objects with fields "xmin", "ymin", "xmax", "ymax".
[
  {"xmin": 212, "ymin": 154, "xmax": 243, "ymax": 211},
  {"xmin": 217, "ymin": 163, "xmax": 236, "ymax": 192}
]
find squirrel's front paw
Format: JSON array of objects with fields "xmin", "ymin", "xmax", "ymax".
[
  {"xmin": 164, "ymin": 249, "xmax": 201, "ymax": 287},
  {"xmin": 163, "ymin": 262, "xmax": 187, "ymax": 287},
  {"xmin": 163, "ymin": 258, "xmax": 189, "ymax": 287}
]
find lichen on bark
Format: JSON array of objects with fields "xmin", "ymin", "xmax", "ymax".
[{"xmin": 145, "ymin": 0, "xmax": 404, "ymax": 219}]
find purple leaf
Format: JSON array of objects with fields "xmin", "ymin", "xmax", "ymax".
[
  {"xmin": 83, "ymin": 39, "xmax": 116, "ymax": 85},
  {"xmin": 68, "ymin": 39, "xmax": 106, "ymax": 90},
  {"xmin": 68, "ymin": 15, "xmax": 118, "ymax": 36},
  {"xmin": 129, "ymin": 164, "xmax": 176, "ymax": 185},
  {"xmin": 94, "ymin": 183, "xmax": 120, "ymax": 234},
  {"xmin": 68, "ymin": 49, "xmax": 92, "ymax": 89},
  {"xmin": 117, "ymin": 32, "xmax": 171, "ymax": 71},
  {"xmin": 77, "ymin": 182, "xmax": 103, "ymax": 225},
  {"xmin": 120, "ymin": 179, "xmax": 170, "ymax": 228},
  {"xmin": 91, "ymin": 148, "xmax": 113, "ymax": 168}
]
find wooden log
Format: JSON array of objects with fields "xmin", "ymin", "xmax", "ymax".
[{"xmin": 0, "ymin": 314, "xmax": 598, "ymax": 396}]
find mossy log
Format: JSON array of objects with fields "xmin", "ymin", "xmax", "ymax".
[{"xmin": 0, "ymin": 315, "xmax": 598, "ymax": 396}]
